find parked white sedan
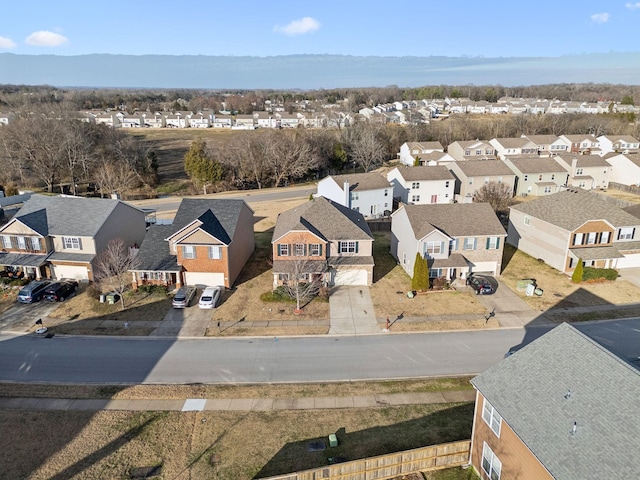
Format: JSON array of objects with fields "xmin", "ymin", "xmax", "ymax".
[{"xmin": 198, "ymin": 286, "xmax": 222, "ymax": 309}]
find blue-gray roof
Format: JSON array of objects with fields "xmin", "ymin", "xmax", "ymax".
[
  {"xmin": 171, "ymin": 198, "xmax": 248, "ymax": 244},
  {"xmin": 471, "ymin": 323, "xmax": 640, "ymax": 479},
  {"xmin": 133, "ymin": 225, "xmax": 180, "ymax": 272}
]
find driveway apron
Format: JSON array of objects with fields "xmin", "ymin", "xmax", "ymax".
[
  {"xmin": 473, "ymin": 279, "xmax": 538, "ymax": 328},
  {"xmin": 329, "ymin": 286, "xmax": 379, "ymax": 335},
  {"xmin": 152, "ymin": 307, "xmax": 209, "ymax": 337}
]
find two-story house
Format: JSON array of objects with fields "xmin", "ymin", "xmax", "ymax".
[
  {"xmin": 605, "ymin": 153, "xmax": 640, "ymax": 186},
  {"xmin": 447, "ymin": 140, "xmax": 495, "ymax": 162},
  {"xmin": 398, "ymin": 141, "xmax": 445, "ymax": 166},
  {"xmin": 507, "ymin": 188, "xmax": 640, "ymax": 273},
  {"xmin": 391, "ymin": 203, "xmax": 506, "ymax": 281},
  {"xmin": 557, "ymin": 134, "xmax": 600, "ymax": 155},
  {"xmin": 521, "ymin": 134, "xmax": 567, "ymax": 156},
  {"xmin": 271, "ymin": 196, "xmax": 374, "ymax": 287},
  {"xmin": 448, "ymin": 160, "xmax": 516, "ymax": 203},
  {"xmin": 130, "ymin": 199, "xmax": 255, "ymax": 289},
  {"xmin": 554, "ymin": 154, "xmax": 610, "ymax": 190},
  {"xmin": 387, "ymin": 166, "xmax": 455, "ymax": 205},
  {"xmin": 597, "ymin": 134, "xmax": 640, "ymax": 156},
  {"xmin": 489, "ymin": 137, "xmax": 538, "ymax": 161},
  {"xmin": 0, "ymin": 194, "xmax": 146, "ymax": 281},
  {"xmin": 501, "ymin": 157, "xmax": 569, "ymax": 196},
  {"xmin": 316, "ymin": 173, "xmax": 392, "ymax": 218},
  {"xmin": 470, "ymin": 322, "xmax": 640, "ymax": 480}
]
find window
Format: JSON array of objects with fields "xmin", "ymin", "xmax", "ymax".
[
  {"xmin": 278, "ymin": 273, "xmax": 289, "ymax": 283},
  {"xmin": 63, "ymin": 237, "xmax": 81, "ymax": 250},
  {"xmin": 31, "ymin": 237, "xmax": 41, "ymax": 251},
  {"xmin": 309, "ymin": 244, "xmax": 322, "ymax": 256},
  {"xmin": 465, "ymin": 149, "xmax": 471, "ymax": 156},
  {"xmin": 350, "ymin": 192, "xmax": 359, "ymax": 200},
  {"xmin": 468, "ymin": 178, "xmax": 474, "ymax": 185},
  {"xmin": 539, "ymin": 174, "xmax": 543, "ymax": 181},
  {"xmin": 278, "ymin": 244, "xmax": 289, "ymax": 256},
  {"xmin": 182, "ymin": 245, "xmax": 195, "ymax": 259},
  {"xmin": 429, "ymin": 268, "xmax": 442, "ymax": 278},
  {"xmin": 618, "ymin": 227, "xmax": 635, "ymax": 240},
  {"xmin": 424, "ymin": 241, "xmax": 442, "ymax": 255},
  {"xmin": 208, "ymin": 246, "xmax": 221, "ymax": 259},
  {"xmin": 17, "ymin": 236, "xmax": 26, "ymax": 250},
  {"xmin": 411, "ymin": 195, "xmax": 420, "ymax": 202},
  {"xmin": 576, "ymin": 168, "xmax": 584, "ymax": 175},
  {"xmin": 482, "ymin": 399, "xmax": 502, "ymax": 436},
  {"xmin": 294, "ymin": 243, "xmax": 306, "ymax": 256},
  {"xmin": 486, "ymin": 237, "xmax": 500, "ymax": 250},
  {"xmin": 524, "ymin": 216, "xmax": 531, "ymax": 226},
  {"xmin": 1, "ymin": 235, "xmax": 11, "ymax": 249},
  {"xmin": 601, "ymin": 231, "xmax": 611, "ymax": 243},
  {"xmin": 523, "ymin": 174, "xmax": 528, "ymax": 182},
  {"xmin": 484, "ymin": 177, "xmax": 489, "ymax": 185},
  {"xmin": 445, "ymin": 181, "xmax": 450, "ymax": 188},
  {"xmin": 339, "ymin": 241, "xmax": 357, "ymax": 253},
  {"xmin": 573, "ymin": 233, "xmax": 583, "ymax": 245},
  {"xmin": 464, "ymin": 237, "xmax": 477, "ymax": 250},
  {"xmin": 578, "ymin": 181, "xmax": 586, "ymax": 188},
  {"xmin": 551, "ymin": 174, "xmax": 555, "ymax": 180},
  {"xmin": 587, "ymin": 232, "xmax": 597, "ymax": 245},
  {"xmin": 384, "ymin": 189, "xmax": 388, "ymax": 197},
  {"xmin": 544, "ymin": 186, "xmax": 552, "ymax": 194},
  {"xmin": 411, "ymin": 182, "xmax": 420, "ymax": 189},
  {"xmin": 497, "ymin": 176, "xmax": 502, "ymax": 184},
  {"xmin": 482, "ymin": 442, "xmax": 502, "ymax": 480}
]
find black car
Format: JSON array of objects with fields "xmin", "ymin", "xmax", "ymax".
[
  {"xmin": 468, "ymin": 276, "xmax": 495, "ymax": 295},
  {"xmin": 43, "ymin": 280, "xmax": 78, "ymax": 302}
]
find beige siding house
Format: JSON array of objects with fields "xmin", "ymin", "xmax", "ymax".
[
  {"xmin": 448, "ymin": 160, "xmax": 516, "ymax": 203},
  {"xmin": 501, "ymin": 156, "xmax": 568, "ymax": 196}
]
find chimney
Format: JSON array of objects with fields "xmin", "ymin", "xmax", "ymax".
[
  {"xmin": 344, "ymin": 181, "xmax": 350, "ymax": 207},
  {"xmin": 571, "ymin": 157, "xmax": 577, "ymax": 172}
]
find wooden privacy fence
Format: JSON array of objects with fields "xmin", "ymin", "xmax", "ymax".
[
  {"xmin": 366, "ymin": 219, "xmax": 391, "ymax": 232},
  {"xmin": 259, "ymin": 440, "xmax": 471, "ymax": 480}
]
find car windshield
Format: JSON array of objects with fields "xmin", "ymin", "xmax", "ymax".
[
  {"xmin": 175, "ymin": 295, "xmax": 186, "ymax": 301},
  {"xmin": 201, "ymin": 296, "xmax": 212, "ymax": 302}
]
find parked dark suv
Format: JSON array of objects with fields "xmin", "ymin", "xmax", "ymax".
[
  {"xmin": 43, "ymin": 280, "xmax": 79, "ymax": 302},
  {"xmin": 467, "ymin": 276, "xmax": 495, "ymax": 295},
  {"xmin": 17, "ymin": 280, "xmax": 52, "ymax": 303}
]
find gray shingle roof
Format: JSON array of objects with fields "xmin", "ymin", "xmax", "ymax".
[
  {"xmin": 508, "ymin": 157, "xmax": 569, "ymax": 174},
  {"xmin": 395, "ymin": 165, "xmax": 454, "ymax": 181},
  {"xmin": 272, "ymin": 196, "xmax": 373, "ymax": 242},
  {"xmin": 492, "ymin": 137, "xmax": 533, "ymax": 149},
  {"xmin": 557, "ymin": 154, "xmax": 610, "ymax": 167},
  {"xmin": 523, "ymin": 134, "xmax": 559, "ymax": 145},
  {"xmin": 402, "ymin": 203, "xmax": 506, "ymax": 239},
  {"xmin": 133, "ymin": 225, "xmax": 181, "ymax": 272},
  {"xmin": 15, "ymin": 194, "xmax": 124, "ymax": 236},
  {"xmin": 329, "ymin": 172, "xmax": 391, "ymax": 191},
  {"xmin": 455, "ymin": 160, "xmax": 514, "ymax": 177},
  {"xmin": 172, "ymin": 198, "xmax": 250, "ymax": 242},
  {"xmin": 511, "ymin": 189, "xmax": 640, "ymax": 230},
  {"xmin": 471, "ymin": 323, "xmax": 640, "ymax": 480}
]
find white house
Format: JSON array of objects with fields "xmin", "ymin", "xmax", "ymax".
[
  {"xmin": 557, "ymin": 134, "xmax": 600, "ymax": 155},
  {"xmin": 447, "ymin": 140, "xmax": 495, "ymax": 162},
  {"xmin": 489, "ymin": 137, "xmax": 538, "ymax": 160},
  {"xmin": 387, "ymin": 166, "xmax": 455, "ymax": 205},
  {"xmin": 521, "ymin": 134, "xmax": 566, "ymax": 156},
  {"xmin": 554, "ymin": 155, "xmax": 610, "ymax": 190},
  {"xmin": 398, "ymin": 141, "xmax": 445, "ymax": 166},
  {"xmin": 597, "ymin": 135, "xmax": 640, "ymax": 156},
  {"xmin": 316, "ymin": 172, "xmax": 392, "ymax": 218},
  {"xmin": 605, "ymin": 153, "xmax": 640, "ymax": 186}
]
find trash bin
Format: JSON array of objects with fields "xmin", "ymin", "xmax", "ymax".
[
  {"xmin": 106, "ymin": 293, "xmax": 119, "ymax": 305},
  {"xmin": 99, "ymin": 294, "xmax": 106, "ymax": 303},
  {"xmin": 328, "ymin": 434, "xmax": 338, "ymax": 448},
  {"xmin": 407, "ymin": 290, "xmax": 415, "ymax": 298}
]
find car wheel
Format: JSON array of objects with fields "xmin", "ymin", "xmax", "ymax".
[{"xmin": 59, "ymin": 296, "xmax": 65, "ymax": 302}]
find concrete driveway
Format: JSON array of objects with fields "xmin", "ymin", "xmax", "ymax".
[
  {"xmin": 618, "ymin": 268, "xmax": 640, "ymax": 289},
  {"xmin": 152, "ymin": 304, "xmax": 212, "ymax": 337},
  {"xmin": 329, "ymin": 286, "xmax": 379, "ymax": 335},
  {"xmin": 0, "ymin": 298, "xmax": 61, "ymax": 332}
]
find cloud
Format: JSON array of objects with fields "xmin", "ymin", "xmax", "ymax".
[
  {"xmin": 590, "ymin": 12, "xmax": 610, "ymax": 23},
  {"xmin": 274, "ymin": 17, "xmax": 320, "ymax": 36},
  {"xmin": 0, "ymin": 36, "xmax": 16, "ymax": 49},
  {"xmin": 25, "ymin": 30, "xmax": 68, "ymax": 47},
  {"xmin": 626, "ymin": 2, "xmax": 640, "ymax": 9}
]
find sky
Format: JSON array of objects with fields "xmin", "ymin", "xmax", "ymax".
[{"xmin": 0, "ymin": 0, "xmax": 638, "ymax": 58}]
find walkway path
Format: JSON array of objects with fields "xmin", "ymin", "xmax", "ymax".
[
  {"xmin": 0, "ymin": 390, "xmax": 475, "ymax": 412},
  {"xmin": 329, "ymin": 286, "xmax": 379, "ymax": 335}
]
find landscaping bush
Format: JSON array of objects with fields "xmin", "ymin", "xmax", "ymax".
[
  {"xmin": 260, "ymin": 286, "xmax": 296, "ymax": 303},
  {"xmin": 571, "ymin": 258, "xmax": 584, "ymax": 283},
  {"xmin": 582, "ymin": 267, "xmax": 618, "ymax": 282},
  {"xmin": 137, "ymin": 284, "xmax": 167, "ymax": 295}
]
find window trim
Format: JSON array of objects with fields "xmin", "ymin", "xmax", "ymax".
[
  {"xmin": 208, "ymin": 245, "xmax": 222, "ymax": 260},
  {"xmin": 482, "ymin": 442, "xmax": 502, "ymax": 480},
  {"xmin": 339, "ymin": 241, "xmax": 357, "ymax": 254},
  {"xmin": 182, "ymin": 245, "xmax": 196, "ymax": 259},
  {"xmin": 309, "ymin": 244, "xmax": 321, "ymax": 256},
  {"xmin": 482, "ymin": 398, "xmax": 502, "ymax": 437},
  {"xmin": 62, "ymin": 236, "xmax": 81, "ymax": 250},
  {"xmin": 278, "ymin": 244, "xmax": 289, "ymax": 256}
]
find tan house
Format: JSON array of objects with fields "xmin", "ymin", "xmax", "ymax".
[
  {"xmin": 271, "ymin": 196, "xmax": 374, "ymax": 287},
  {"xmin": 131, "ymin": 199, "xmax": 255, "ymax": 289},
  {"xmin": 508, "ymin": 188, "xmax": 640, "ymax": 273},
  {"xmin": 391, "ymin": 203, "xmax": 506, "ymax": 280},
  {"xmin": 448, "ymin": 160, "xmax": 516, "ymax": 204},
  {"xmin": 447, "ymin": 140, "xmax": 495, "ymax": 162},
  {"xmin": 554, "ymin": 154, "xmax": 610, "ymax": 190},
  {"xmin": 488, "ymin": 137, "xmax": 538, "ymax": 160},
  {"xmin": 501, "ymin": 156, "xmax": 568, "ymax": 196},
  {"xmin": 0, "ymin": 194, "xmax": 146, "ymax": 281},
  {"xmin": 470, "ymin": 322, "xmax": 640, "ymax": 480}
]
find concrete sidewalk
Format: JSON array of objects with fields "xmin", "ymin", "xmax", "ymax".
[{"xmin": 0, "ymin": 390, "xmax": 475, "ymax": 412}]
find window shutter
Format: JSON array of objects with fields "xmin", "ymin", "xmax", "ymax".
[
  {"xmin": 486, "ymin": 238, "xmax": 490, "ymax": 250},
  {"xmin": 319, "ymin": 244, "xmax": 323, "ymax": 256},
  {"xmin": 440, "ymin": 241, "xmax": 445, "ymax": 254},
  {"xmin": 355, "ymin": 241, "xmax": 359, "ymax": 253},
  {"xmin": 496, "ymin": 237, "xmax": 500, "ymax": 249},
  {"xmin": 473, "ymin": 238, "xmax": 477, "ymax": 250},
  {"xmin": 277, "ymin": 244, "xmax": 281, "ymax": 256},
  {"xmin": 78, "ymin": 238, "xmax": 83, "ymax": 250},
  {"xmin": 634, "ymin": 228, "xmax": 636, "ymax": 240}
]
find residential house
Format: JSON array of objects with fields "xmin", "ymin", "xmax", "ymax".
[
  {"xmin": 448, "ymin": 160, "xmax": 516, "ymax": 203},
  {"xmin": 521, "ymin": 134, "xmax": 566, "ymax": 156},
  {"xmin": 131, "ymin": 199, "xmax": 254, "ymax": 289},
  {"xmin": 387, "ymin": 166, "xmax": 455, "ymax": 205},
  {"xmin": 605, "ymin": 153, "xmax": 640, "ymax": 186},
  {"xmin": 391, "ymin": 203, "xmax": 506, "ymax": 281},
  {"xmin": 501, "ymin": 157, "xmax": 568, "ymax": 197},
  {"xmin": 554, "ymin": 154, "xmax": 610, "ymax": 190},
  {"xmin": 398, "ymin": 141, "xmax": 445, "ymax": 166},
  {"xmin": 507, "ymin": 188, "xmax": 640, "ymax": 273},
  {"xmin": 164, "ymin": 112, "xmax": 191, "ymax": 128},
  {"xmin": 233, "ymin": 115, "xmax": 255, "ymax": 129},
  {"xmin": 94, "ymin": 112, "xmax": 121, "ymax": 128},
  {"xmin": 0, "ymin": 194, "xmax": 146, "ymax": 281},
  {"xmin": 316, "ymin": 172, "xmax": 392, "ymax": 218},
  {"xmin": 212, "ymin": 114, "xmax": 233, "ymax": 128},
  {"xmin": 597, "ymin": 134, "xmax": 640, "ymax": 156},
  {"xmin": 271, "ymin": 196, "xmax": 374, "ymax": 287},
  {"xmin": 470, "ymin": 322, "xmax": 640, "ymax": 480},
  {"xmin": 120, "ymin": 113, "xmax": 144, "ymax": 128},
  {"xmin": 188, "ymin": 113, "xmax": 211, "ymax": 128},
  {"xmin": 489, "ymin": 137, "xmax": 538, "ymax": 160},
  {"xmin": 557, "ymin": 134, "xmax": 600, "ymax": 155},
  {"xmin": 275, "ymin": 113, "xmax": 300, "ymax": 128},
  {"xmin": 447, "ymin": 140, "xmax": 495, "ymax": 162},
  {"xmin": 254, "ymin": 111, "xmax": 276, "ymax": 128},
  {"xmin": 142, "ymin": 112, "xmax": 166, "ymax": 128}
]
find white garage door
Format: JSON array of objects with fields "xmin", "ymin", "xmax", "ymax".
[
  {"xmin": 334, "ymin": 269, "xmax": 368, "ymax": 286},
  {"xmin": 184, "ymin": 272, "xmax": 225, "ymax": 287},
  {"xmin": 52, "ymin": 264, "xmax": 89, "ymax": 281},
  {"xmin": 616, "ymin": 254, "xmax": 640, "ymax": 269},
  {"xmin": 470, "ymin": 262, "xmax": 499, "ymax": 276}
]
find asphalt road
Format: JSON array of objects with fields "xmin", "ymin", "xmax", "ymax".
[{"xmin": 2, "ymin": 319, "xmax": 639, "ymax": 384}]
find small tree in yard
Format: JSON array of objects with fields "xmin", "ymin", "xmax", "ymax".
[
  {"xmin": 94, "ymin": 238, "xmax": 140, "ymax": 309},
  {"xmin": 473, "ymin": 181, "xmax": 514, "ymax": 214},
  {"xmin": 278, "ymin": 235, "xmax": 324, "ymax": 313},
  {"xmin": 572, "ymin": 258, "xmax": 584, "ymax": 283},
  {"xmin": 411, "ymin": 253, "xmax": 429, "ymax": 291}
]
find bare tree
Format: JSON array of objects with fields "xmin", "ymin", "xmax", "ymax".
[
  {"xmin": 94, "ymin": 159, "xmax": 137, "ymax": 198},
  {"xmin": 472, "ymin": 181, "xmax": 514, "ymax": 214},
  {"xmin": 93, "ymin": 238, "xmax": 140, "ymax": 309},
  {"xmin": 264, "ymin": 130, "xmax": 315, "ymax": 187},
  {"xmin": 341, "ymin": 122, "xmax": 386, "ymax": 172}
]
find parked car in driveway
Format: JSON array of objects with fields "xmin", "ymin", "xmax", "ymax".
[
  {"xmin": 43, "ymin": 280, "xmax": 79, "ymax": 302},
  {"xmin": 467, "ymin": 276, "xmax": 495, "ymax": 295},
  {"xmin": 172, "ymin": 286, "xmax": 197, "ymax": 308},
  {"xmin": 17, "ymin": 280, "xmax": 52, "ymax": 303},
  {"xmin": 198, "ymin": 286, "xmax": 222, "ymax": 309}
]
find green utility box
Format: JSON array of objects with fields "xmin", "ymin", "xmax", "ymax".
[{"xmin": 328, "ymin": 434, "xmax": 338, "ymax": 448}]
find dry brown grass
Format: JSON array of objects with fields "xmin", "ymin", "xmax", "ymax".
[
  {"xmin": 600, "ymin": 188, "xmax": 640, "ymax": 203},
  {"xmin": 501, "ymin": 244, "xmax": 640, "ymax": 311}
]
